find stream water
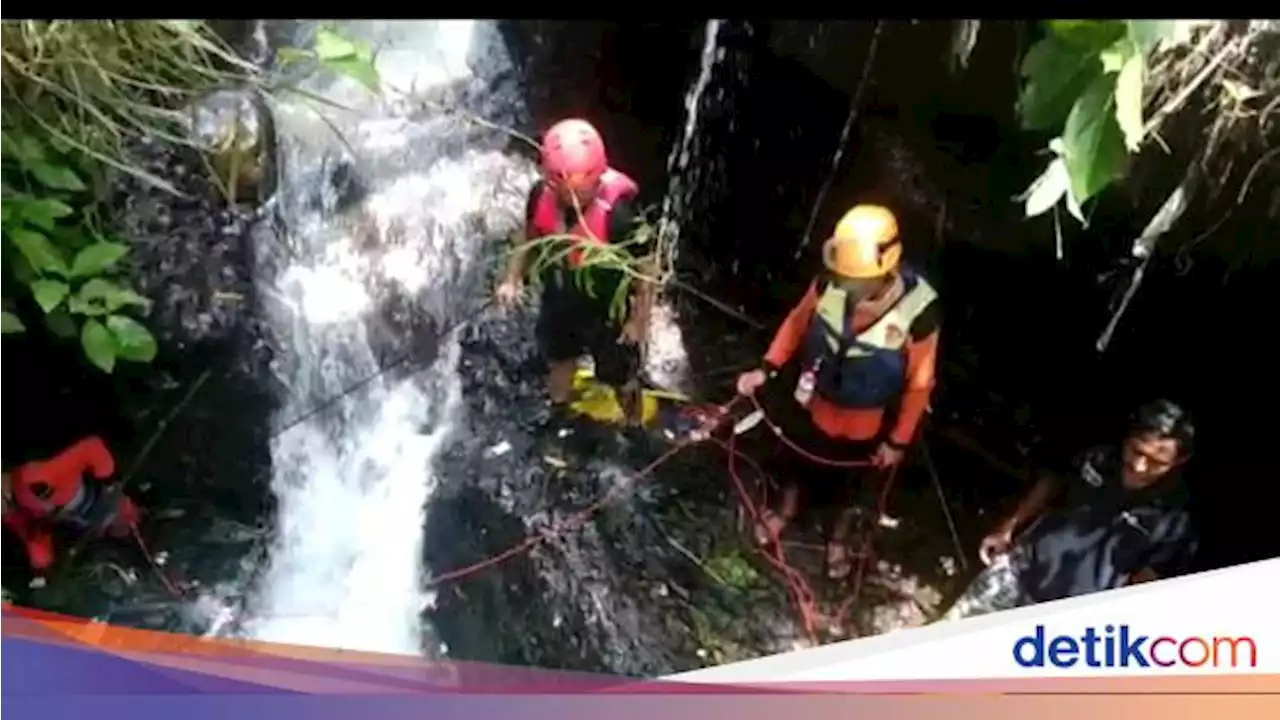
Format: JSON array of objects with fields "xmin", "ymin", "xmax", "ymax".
[{"xmin": 202, "ymin": 20, "xmax": 534, "ymax": 654}]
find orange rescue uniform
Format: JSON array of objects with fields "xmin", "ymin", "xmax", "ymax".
[{"xmin": 763, "ymin": 277, "xmax": 939, "ymax": 446}]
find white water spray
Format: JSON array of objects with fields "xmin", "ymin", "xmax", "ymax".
[
  {"xmin": 647, "ymin": 19, "xmax": 725, "ymax": 392},
  {"xmin": 219, "ymin": 21, "xmax": 532, "ymax": 654}
]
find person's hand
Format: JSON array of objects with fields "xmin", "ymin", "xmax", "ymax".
[
  {"xmin": 495, "ymin": 276, "xmax": 524, "ymax": 308},
  {"xmin": 978, "ymin": 525, "xmax": 1015, "ymax": 566},
  {"xmin": 870, "ymin": 442, "xmax": 905, "ymax": 468},
  {"xmin": 736, "ymin": 369, "xmax": 767, "ymax": 397},
  {"xmin": 618, "ymin": 315, "xmax": 645, "ymax": 345}
]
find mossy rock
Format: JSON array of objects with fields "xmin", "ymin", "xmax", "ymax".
[{"xmin": 188, "ymin": 89, "xmax": 277, "ymax": 206}]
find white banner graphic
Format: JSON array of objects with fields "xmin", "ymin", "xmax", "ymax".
[{"xmin": 672, "ymin": 559, "xmax": 1278, "ymax": 681}]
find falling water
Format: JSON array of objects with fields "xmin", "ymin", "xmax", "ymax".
[
  {"xmin": 793, "ymin": 20, "xmax": 883, "ymax": 260},
  {"xmin": 214, "ymin": 21, "xmax": 533, "ymax": 653},
  {"xmin": 646, "ymin": 19, "xmax": 725, "ymax": 392}
]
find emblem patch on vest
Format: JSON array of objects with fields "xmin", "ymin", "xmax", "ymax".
[{"xmin": 883, "ymin": 324, "xmax": 905, "ymax": 346}]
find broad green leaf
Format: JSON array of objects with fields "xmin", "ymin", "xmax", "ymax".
[
  {"xmin": 70, "ymin": 278, "xmax": 151, "ymax": 316},
  {"xmin": 106, "ymin": 315, "xmax": 158, "ymax": 363},
  {"xmin": 44, "ymin": 309, "xmax": 78, "ymax": 338},
  {"xmin": 80, "ymin": 319, "xmax": 117, "ymax": 373},
  {"xmin": 1127, "ymin": 20, "xmax": 1177, "ymax": 53},
  {"xmin": 1018, "ymin": 36, "xmax": 1103, "ymax": 131},
  {"xmin": 29, "ymin": 162, "xmax": 87, "ymax": 192},
  {"xmin": 1100, "ymin": 38, "xmax": 1137, "ymax": 74},
  {"xmin": 1114, "ymin": 53, "xmax": 1147, "ymax": 151},
  {"xmin": 1, "ymin": 311, "xmax": 25, "ymax": 334},
  {"xmin": 8, "ymin": 228, "xmax": 69, "ymax": 275},
  {"xmin": 18, "ymin": 198, "xmax": 75, "ymax": 231},
  {"xmin": 325, "ymin": 56, "xmax": 381, "ymax": 93},
  {"xmin": 314, "ymin": 29, "xmax": 358, "ymax": 60},
  {"xmin": 1047, "ymin": 20, "xmax": 1127, "ymax": 51},
  {"xmin": 1061, "ymin": 74, "xmax": 1128, "ymax": 205},
  {"xmin": 31, "ymin": 279, "xmax": 70, "ymax": 313},
  {"xmin": 70, "ymin": 242, "xmax": 131, "ymax": 278},
  {"xmin": 1020, "ymin": 157, "xmax": 1071, "ymax": 218}
]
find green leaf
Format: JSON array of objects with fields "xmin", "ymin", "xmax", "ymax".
[
  {"xmin": 31, "ymin": 279, "xmax": 70, "ymax": 313},
  {"xmin": 8, "ymin": 228, "xmax": 69, "ymax": 275},
  {"xmin": 18, "ymin": 197, "xmax": 75, "ymax": 231},
  {"xmin": 1061, "ymin": 74, "xmax": 1128, "ymax": 205},
  {"xmin": 1, "ymin": 311, "xmax": 25, "ymax": 334},
  {"xmin": 106, "ymin": 314, "xmax": 158, "ymax": 363},
  {"xmin": 29, "ymin": 162, "xmax": 87, "ymax": 192},
  {"xmin": 1099, "ymin": 38, "xmax": 1137, "ymax": 74},
  {"xmin": 6, "ymin": 134, "xmax": 46, "ymax": 166},
  {"xmin": 69, "ymin": 278, "xmax": 151, "ymax": 316},
  {"xmin": 1047, "ymin": 20, "xmax": 1127, "ymax": 51},
  {"xmin": 1018, "ymin": 36, "xmax": 1104, "ymax": 131},
  {"xmin": 325, "ymin": 56, "xmax": 381, "ymax": 93},
  {"xmin": 70, "ymin": 242, "xmax": 131, "ymax": 278},
  {"xmin": 1020, "ymin": 157, "xmax": 1071, "ymax": 218},
  {"xmin": 1114, "ymin": 52, "xmax": 1147, "ymax": 151},
  {"xmin": 313, "ymin": 29, "xmax": 358, "ymax": 61},
  {"xmin": 80, "ymin": 319, "xmax": 117, "ymax": 373},
  {"xmin": 1127, "ymin": 20, "xmax": 1177, "ymax": 53},
  {"xmin": 44, "ymin": 309, "xmax": 78, "ymax": 338}
]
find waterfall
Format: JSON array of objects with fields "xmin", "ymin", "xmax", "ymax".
[
  {"xmin": 646, "ymin": 19, "xmax": 726, "ymax": 393},
  {"xmin": 217, "ymin": 20, "xmax": 534, "ymax": 654}
]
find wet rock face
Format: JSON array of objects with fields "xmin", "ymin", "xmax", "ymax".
[{"xmin": 113, "ymin": 138, "xmax": 272, "ymax": 374}]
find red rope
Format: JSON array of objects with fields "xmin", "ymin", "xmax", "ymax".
[
  {"xmin": 424, "ymin": 391, "xmax": 904, "ymax": 645},
  {"xmin": 128, "ymin": 521, "xmax": 185, "ymax": 599},
  {"xmin": 425, "ymin": 396, "xmax": 747, "ymax": 587}
]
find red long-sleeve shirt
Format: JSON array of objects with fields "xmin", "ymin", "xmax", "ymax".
[{"xmin": 764, "ymin": 278, "xmax": 940, "ymax": 445}]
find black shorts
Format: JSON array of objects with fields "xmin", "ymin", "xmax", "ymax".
[
  {"xmin": 746, "ymin": 374, "xmax": 885, "ymax": 514},
  {"xmin": 535, "ymin": 268, "xmax": 640, "ymax": 388}
]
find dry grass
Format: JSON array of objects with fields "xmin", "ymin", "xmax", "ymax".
[
  {"xmin": 1145, "ymin": 20, "xmax": 1280, "ymax": 213},
  {"xmin": 0, "ymin": 20, "xmax": 266, "ymax": 194}
]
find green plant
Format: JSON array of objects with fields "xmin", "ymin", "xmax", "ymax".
[
  {"xmin": 1, "ymin": 130, "xmax": 156, "ymax": 372},
  {"xmin": 0, "ymin": 21, "xmax": 380, "ymax": 373},
  {"xmin": 516, "ymin": 208, "xmax": 663, "ymax": 324},
  {"xmin": 277, "ymin": 26, "xmax": 381, "ymax": 93},
  {"xmin": 1015, "ymin": 20, "xmax": 1211, "ymax": 223}
]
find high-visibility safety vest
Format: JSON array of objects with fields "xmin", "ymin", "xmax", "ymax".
[
  {"xmin": 801, "ymin": 268, "xmax": 937, "ymax": 409},
  {"xmin": 527, "ymin": 168, "xmax": 639, "ymax": 268}
]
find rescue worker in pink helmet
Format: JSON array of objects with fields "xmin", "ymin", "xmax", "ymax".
[{"xmin": 496, "ymin": 118, "xmax": 655, "ymax": 444}]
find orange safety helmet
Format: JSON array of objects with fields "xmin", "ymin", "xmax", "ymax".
[{"xmin": 821, "ymin": 204, "xmax": 902, "ymax": 279}]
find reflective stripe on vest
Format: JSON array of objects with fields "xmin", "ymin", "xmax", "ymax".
[
  {"xmin": 528, "ymin": 168, "xmax": 639, "ymax": 267},
  {"xmin": 814, "ymin": 273, "xmax": 938, "ymax": 356},
  {"xmin": 804, "ymin": 270, "xmax": 937, "ymax": 409}
]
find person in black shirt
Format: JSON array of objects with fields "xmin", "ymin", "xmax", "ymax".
[{"xmin": 942, "ymin": 399, "xmax": 1198, "ymax": 620}]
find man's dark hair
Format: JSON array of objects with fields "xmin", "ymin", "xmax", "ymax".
[{"xmin": 1131, "ymin": 399, "xmax": 1195, "ymax": 458}]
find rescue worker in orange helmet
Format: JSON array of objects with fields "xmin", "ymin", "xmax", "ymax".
[
  {"xmin": 495, "ymin": 118, "xmax": 655, "ymax": 438},
  {"xmin": 1, "ymin": 436, "xmax": 141, "ymax": 577},
  {"xmin": 736, "ymin": 204, "xmax": 941, "ymax": 579}
]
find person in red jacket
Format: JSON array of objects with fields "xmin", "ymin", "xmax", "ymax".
[
  {"xmin": 495, "ymin": 118, "xmax": 655, "ymax": 439},
  {"xmin": 736, "ymin": 204, "xmax": 941, "ymax": 579},
  {"xmin": 2, "ymin": 436, "xmax": 140, "ymax": 576}
]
